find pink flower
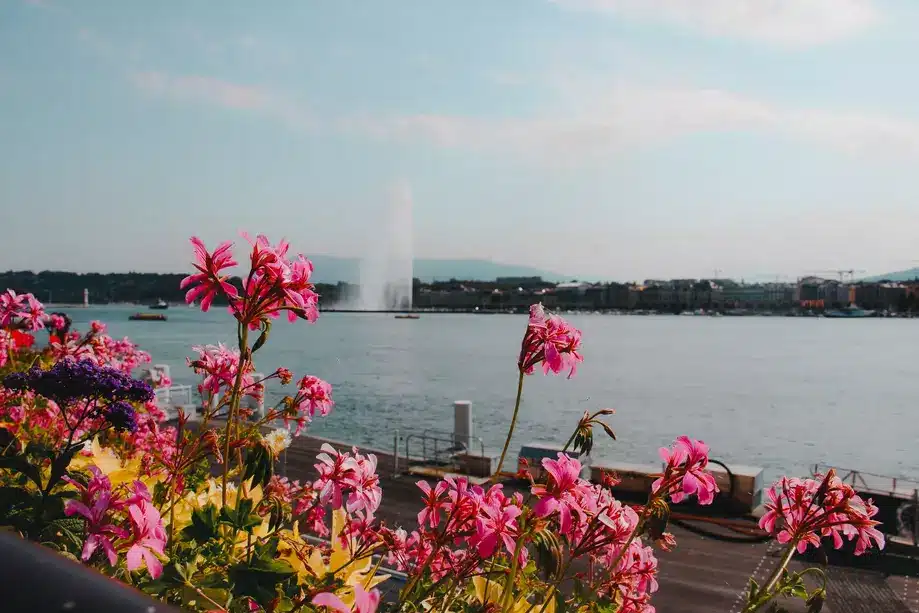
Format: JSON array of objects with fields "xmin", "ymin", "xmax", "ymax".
[
  {"xmin": 759, "ymin": 470, "xmax": 884, "ymax": 555},
  {"xmin": 286, "ymin": 375, "xmax": 333, "ymax": 435},
  {"xmin": 48, "ymin": 314, "xmax": 67, "ymax": 330},
  {"xmin": 229, "ymin": 233, "xmax": 321, "ymax": 327},
  {"xmin": 312, "ymin": 445, "xmax": 381, "ymax": 516},
  {"xmin": 313, "ymin": 583, "xmax": 381, "ymax": 613},
  {"xmin": 346, "ymin": 451, "xmax": 381, "ymax": 515},
  {"xmin": 180, "ymin": 237, "xmax": 239, "ymax": 312},
  {"xmin": 471, "ymin": 499, "xmax": 522, "ymax": 558},
  {"xmin": 518, "ymin": 303, "xmax": 583, "ymax": 378},
  {"xmin": 531, "ymin": 453, "xmax": 591, "ymax": 537},
  {"xmin": 187, "ymin": 343, "xmax": 256, "ymax": 400},
  {"xmin": 90, "ymin": 320, "xmax": 106, "ymax": 335},
  {"xmin": 651, "ymin": 436, "xmax": 719, "ymax": 505},
  {"xmin": 417, "ymin": 480, "xmax": 449, "ymax": 529},
  {"xmin": 0, "ymin": 289, "xmax": 26, "ymax": 327},
  {"xmin": 63, "ymin": 467, "xmax": 128, "ymax": 567},
  {"xmin": 125, "ymin": 499, "xmax": 167, "ymax": 579}
]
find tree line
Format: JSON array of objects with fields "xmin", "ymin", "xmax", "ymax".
[{"xmin": 0, "ymin": 271, "xmax": 347, "ymax": 306}]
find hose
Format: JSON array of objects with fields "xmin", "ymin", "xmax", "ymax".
[{"xmin": 667, "ymin": 458, "xmax": 774, "ymax": 544}]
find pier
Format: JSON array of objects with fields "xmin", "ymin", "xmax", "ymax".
[
  {"xmin": 278, "ymin": 433, "xmax": 919, "ymax": 613},
  {"xmin": 155, "ymin": 371, "xmax": 919, "ymax": 612}
]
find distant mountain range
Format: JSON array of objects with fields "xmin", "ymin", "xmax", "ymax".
[
  {"xmin": 307, "ymin": 256, "xmax": 569, "ymax": 284},
  {"xmin": 862, "ymin": 267, "xmax": 919, "ymax": 283}
]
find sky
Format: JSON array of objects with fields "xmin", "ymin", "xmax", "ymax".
[{"xmin": 2, "ymin": 0, "xmax": 919, "ymax": 282}]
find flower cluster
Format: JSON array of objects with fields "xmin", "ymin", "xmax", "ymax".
[
  {"xmin": 187, "ymin": 342, "xmax": 260, "ymax": 402},
  {"xmin": 63, "ymin": 467, "xmax": 167, "ymax": 578},
  {"xmin": 651, "ymin": 436, "xmax": 720, "ymax": 505},
  {"xmin": 285, "ymin": 374, "xmax": 334, "ymax": 435},
  {"xmin": 759, "ymin": 469, "xmax": 885, "ymax": 555},
  {"xmin": 313, "ymin": 444, "xmax": 382, "ymax": 517},
  {"xmin": 0, "ymin": 289, "xmax": 46, "ymax": 331},
  {"xmin": 182, "ymin": 233, "xmax": 320, "ymax": 328},
  {"xmin": 2, "ymin": 359, "xmax": 154, "ymax": 405},
  {"xmin": 518, "ymin": 303, "xmax": 583, "ymax": 378}
]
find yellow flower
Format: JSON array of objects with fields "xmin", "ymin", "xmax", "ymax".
[
  {"xmin": 169, "ymin": 478, "xmax": 264, "ymax": 531},
  {"xmin": 297, "ymin": 509, "xmax": 388, "ymax": 607},
  {"xmin": 471, "ymin": 577, "xmax": 556, "ymax": 613},
  {"xmin": 68, "ymin": 438, "xmax": 163, "ymax": 489}
]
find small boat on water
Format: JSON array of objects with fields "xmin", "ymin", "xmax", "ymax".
[
  {"xmin": 394, "ymin": 314, "xmax": 420, "ymax": 320},
  {"xmin": 824, "ymin": 304, "xmax": 876, "ymax": 319},
  {"xmin": 149, "ymin": 299, "xmax": 169, "ymax": 310},
  {"xmin": 129, "ymin": 313, "xmax": 167, "ymax": 321}
]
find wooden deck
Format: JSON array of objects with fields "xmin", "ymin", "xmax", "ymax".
[{"xmin": 278, "ymin": 434, "xmax": 919, "ymax": 613}]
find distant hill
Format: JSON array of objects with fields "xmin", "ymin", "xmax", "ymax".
[
  {"xmin": 307, "ymin": 255, "xmax": 569, "ymax": 283},
  {"xmin": 862, "ymin": 267, "xmax": 919, "ymax": 283}
]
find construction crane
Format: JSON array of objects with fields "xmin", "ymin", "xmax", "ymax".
[{"xmin": 807, "ymin": 269, "xmax": 867, "ymax": 283}]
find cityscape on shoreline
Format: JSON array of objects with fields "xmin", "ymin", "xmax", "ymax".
[{"xmin": 3, "ymin": 269, "xmax": 919, "ymax": 317}]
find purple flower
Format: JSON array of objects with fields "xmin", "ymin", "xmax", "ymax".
[
  {"xmin": 1, "ymin": 359, "xmax": 154, "ymax": 404},
  {"xmin": 104, "ymin": 401, "xmax": 138, "ymax": 432}
]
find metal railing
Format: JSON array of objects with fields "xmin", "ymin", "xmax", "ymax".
[
  {"xmin": 813, "ymin": 463, "xmax": 919, "ymax": 497},
  {"xmin": 403, "ymin": 429, "xmax": 486, "ymax": 469}
]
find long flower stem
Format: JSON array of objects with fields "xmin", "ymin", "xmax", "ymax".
[
  {"xmin": 742, "ymin": 542, "xmax": 796, "ymax": 613},
  {"xmin": 221, "ymin": 325, "xmax": 249, "ymax": 508},
  {"xmin": 492, "ymin": 370, "xmax": 525, "ymax": 482},
  {"xmin": 501, "ymin": 538, "xmax": 524, "ymax": 613}
]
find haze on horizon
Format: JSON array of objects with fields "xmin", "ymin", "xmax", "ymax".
[{"xmin": 2, "ymin": 0, "xmax": 918, "ymax": 282}]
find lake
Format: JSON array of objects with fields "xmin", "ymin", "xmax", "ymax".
[{"xmin": 60, "ymin": 305, "xmax": 919, "ymax": 484}]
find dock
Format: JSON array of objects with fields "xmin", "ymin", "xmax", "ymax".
[
  {"xmin": 156, "ymin": 377, "xmax": 919, "ymax": 612},
  {"xmin": 279, "ymin": 434, "xmax": 919, "ymax": 613}
]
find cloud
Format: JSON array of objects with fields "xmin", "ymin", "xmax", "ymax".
[
  {"xmin": 130, "ymin": 71, "xmax": 312, "ymax": 130},
  {"xmin": 550, "ymin": 0, "xmax": 879, "ymax": 46},
  {"xmin": 341, "ymin": 85, "xmax": 919, "ymax": 162}
]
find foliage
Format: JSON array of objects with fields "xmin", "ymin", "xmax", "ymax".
[{"xmin": 0, "ymin": 234, "xmax": 887, "ymax": 613}]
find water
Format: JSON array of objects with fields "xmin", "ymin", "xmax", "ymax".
[{"xmin": 62, "ymin": 306, "xmax": 919, "ymax": 484}]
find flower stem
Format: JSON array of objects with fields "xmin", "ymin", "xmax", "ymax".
[
  {"xmin": 501, "ymin": 538, "xmax": 524, "ymax": 613},
  {"xmin": 222, "ymin": 325, "xmax": 249, "ymax": 508},
  {"xmin": 492, "ymin": 370, "xmax": 525, "ymax": 482},
  {"xmin": 742, "ymin": 542, "xmax": 796, "ymax": 613}
]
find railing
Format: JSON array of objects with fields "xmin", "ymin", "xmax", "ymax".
[
  {"xmin": 154, "ymin": 383, "xmax": 196, "ymax": 420},
  {"xmin": 815, "ymin": 464, "xmax": 919, "ymax": 544},
  {"xmin": 813, "ymin": 463, "xmax": 919, "ymax": 498},
  {"xmin": 403, "ymin": 429, "xmax": 486, "ymax": 470}
]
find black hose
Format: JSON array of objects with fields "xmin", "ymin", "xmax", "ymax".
[
  {"xmin": 670, "ymin": 516, "xmax": 773, "ymax": 544},
  {"xmin": 668, "ymin": 458, "xmax": 774, "ymax": 544}
]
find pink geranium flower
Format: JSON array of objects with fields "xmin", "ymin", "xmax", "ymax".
[
  {"xmin": 417, "ymin": 480, "xmax": 449, "ymax": 529},
  {"xmin": 531, "ymin": 453, "xmax": 591, "ymax": 537},
  {"xmin": 518, "ymin": 303, "xmax": 583, "ymax": 378},
  {"xmin": 63, "ymin": 466, "xmax": 128, "ymax": 567},
  {"xmin": 472, "ymin": 499, "xmax": 522, "ymax": 558},
  {"xmin": 286, "ymin": 375, "xmax": 334, "ymax": 435},
  {"xmin": 313, "ymin": 583, "xmax": 381, "ymax": 613},
  {"xmin": 125, "ymin": 499, "xmax": 167, "ymax": 579},
  {"xmin": 651, "ymin": 436, "xmax": 719, "ymax": 505},
  {"xmin": 180, "ymin": 237, "xmax": 239, "ymax": 312},
  {"xmin": 759, "ymin": 470, "xmax": 885, "ymax": 555}
]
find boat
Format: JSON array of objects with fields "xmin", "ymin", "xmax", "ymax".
[
  {"xmin": 129, "ymin": 313, "xmax": 167, "ymax": 321},
  {"xmin": 394, "ymin": 314, "xmax": 420, "ymax": 320},
  {"xmin": 824, "ymin": 304, "xmax": 876, "ymax": 319},
  {"xmin": 148, "ymin": 299, "xmax": 169, "ymax": 310}
]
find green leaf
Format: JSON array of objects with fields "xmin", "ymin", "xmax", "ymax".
[
  {"xmin": 0, "ymin": 455, "xmax": 43, "ymax": 489},
  {"xmin": 748, "ymin": 578, "xmax": 759, "ymax": 602},
  {"xmin": 182, "ymin": 504, "xmax": 219, "ymax": 543},
  {"xmin": 229, "ymin": 558, "xmax": 295, "ymax": 604}
]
